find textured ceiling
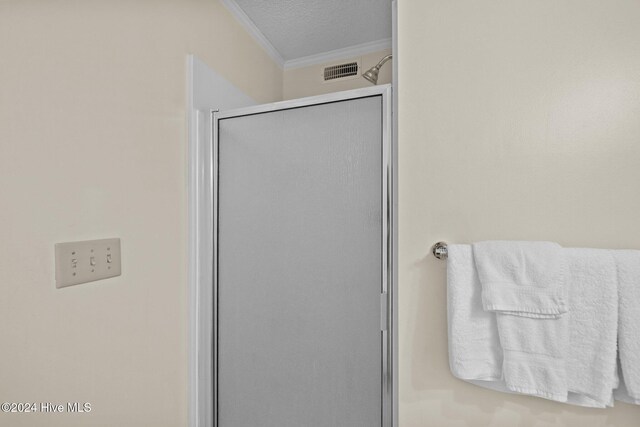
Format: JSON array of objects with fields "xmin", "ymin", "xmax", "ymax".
[{"xmin": 232, "ymin": 0, "xmax": 392, "ymax": 60}]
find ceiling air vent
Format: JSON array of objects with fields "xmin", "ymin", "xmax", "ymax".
[{"xmin": 323, "ymin": 61, "xmax": 359, "ymax": 82}]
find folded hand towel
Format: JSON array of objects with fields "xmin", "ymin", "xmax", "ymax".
[
  {"xmin": 493, "ymin": 305, "xmax": 568, "ymax": 402},
  {"xmin": 447, "ymin": 244, "xmax": 502, "ymax": 381},
  {"xmin": 471, "ymin": 241, "xmax": 569, "ymax": 401},
  {"xmin": 566, "ymin": 248, "xmax": 618, "ymax": 407},
  {"xmin": 613, "ymin": 250, "xmax": 640, "ymax": 404},
  {"xmin": 447, "ymin": 244, "xmax": 568, "ymax": 402},
  {"xmin": 473, "ymin": 241, "xmax": 566, "ymax": 318}
]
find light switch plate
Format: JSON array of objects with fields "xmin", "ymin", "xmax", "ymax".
[{"xmin": 55, "ymin": 238, "xmax": 121, "ymax": 288}]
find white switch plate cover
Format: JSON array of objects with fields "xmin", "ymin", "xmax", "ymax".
[{"xmin": 55, "ymin": 238, "xmax": 121, "ymax": 288}]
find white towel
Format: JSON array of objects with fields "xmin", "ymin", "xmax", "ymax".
[
  {"xmin": 447, "ymin": 244, "xmax": 566, "ymax": 402},
  {"xmin": 447, "ymin": 243, "xmax": 568, "ymax": 402},
  {"xmin": 495, "ymin": 312, "xmax": 568, "ymax": 402},
  {"xmin": 473, "ymin": 241, "xmax": 567, "ymax": 318},
  {"xmin": 613, "ymin": 250, "xmax": 640, "ymax": 404},
  {"xmin": 447, "ymin": 243, "xmax": 624, "ymax": 407},
  {"xmin": 472, "ymin": 241, "xmax": 568, "ymax": 401},
  {"xmin": 565, "ymin": 248, "xmax": 618, "ymax": 407},
  {"xmin": 446, "ymin": 244, "xmax": 502, "ymax": 381}
]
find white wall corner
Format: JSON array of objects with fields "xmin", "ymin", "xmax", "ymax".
[
  {"xmin": 220, "ymin": 0, "xmax": 285, "ymax": 69},
  {"xmin": 284, "ymin": 38, "xmax": 393, "ymax": 70}
]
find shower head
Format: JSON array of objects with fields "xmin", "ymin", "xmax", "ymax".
[
  {"xmin": 362, "ymin": 54, "xmax": 392, "ymax": 85},
  {"xmin": 362, "ymin": 67, "xmax": 380, "ymax": 85}
]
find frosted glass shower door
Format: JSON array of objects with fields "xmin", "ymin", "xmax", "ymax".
[{"xmin": 213, "ymin": 87, "xmax": 392, "ymax": 427}]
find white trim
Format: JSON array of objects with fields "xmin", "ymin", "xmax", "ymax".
[
  {"xmin": 211, "ymin": 108, "xmax": 219, "ymax": 427},
  {"xmin": 220, "ymin": 0, "xmax": 285, "ymax": 68},
  {"xmin": 188, "ymin": 54, "xmax": 256, "ymax": 427},
  {"xmin": 188, "ymin": 56, "xmax": 214, "ymax": 427},
  {"xmin": 391, "ymin": 3, "xmax": 398, "ymax": 427},
  {"xmin": 187, "ymin": 55, "xmax": 198, "ymax": 427},
  {"xmin": 284, "ymin": 38, "xmax": 392, "ymax": 70}
]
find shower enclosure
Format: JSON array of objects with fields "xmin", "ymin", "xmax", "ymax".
[{"xmin": 212, "ymin": 85, "xmax": 394, "ymax": 427}]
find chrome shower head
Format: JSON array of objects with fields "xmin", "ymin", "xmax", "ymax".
[
  {"xmin": 362, "ymin": 67, "xmax": 380, "ymax": 85},
  {"xmin": 362, "ymin": 54, "xmax": 392, "ymax": 85}
]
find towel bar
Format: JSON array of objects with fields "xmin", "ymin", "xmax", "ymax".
[{"xmin": 432, "ymin": 241, "xmax": 448, "ymax": 260}]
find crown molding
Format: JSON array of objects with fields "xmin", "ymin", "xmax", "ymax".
[
  {"xmin": 220, "ymin": 0, "xmax": 285, "ymax": 69},
  {"xmin": 284, "ymin": 38, "xmax": 392, "ymax": 70}
]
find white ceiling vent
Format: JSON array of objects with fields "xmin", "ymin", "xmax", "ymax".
[{"xmin": 322, "ymin": 61, "xmax": 360, "ymax": 82}]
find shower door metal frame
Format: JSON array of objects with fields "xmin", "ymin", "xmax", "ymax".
[{"xmin": 211, "ymin": 84, "xmax": 395, "ymax": 427}]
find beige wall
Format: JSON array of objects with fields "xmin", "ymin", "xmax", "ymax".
[
  {"xmin": 398, "ymin": 1, "xmax": 640, "ymax": 426},
  {"xmin": 283, "ymin": 49, "xmax": 392, "ymax": 100},
  {"xmin": 4, "ymin": 0, "xmax": 640, "ymax": 426},
  {"xmin": 0, "ymin": 1, "xmax": 281, "ymax": 426}
]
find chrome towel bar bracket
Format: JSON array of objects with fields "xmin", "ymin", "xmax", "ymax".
[{"xmin": 432, "ymin": 241, "xmax": 448, "ymax": 260}]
